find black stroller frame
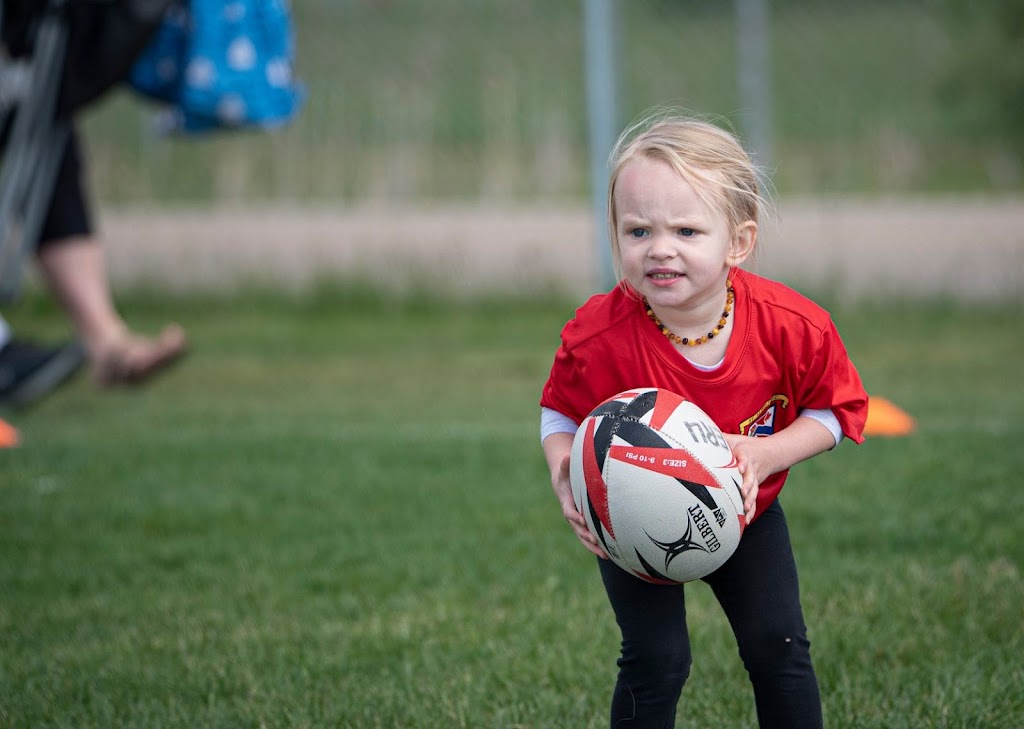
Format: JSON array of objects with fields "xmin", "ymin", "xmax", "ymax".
[{"xmin": 0, "ymin": 0, "xmax": 71, "ymax": 302}]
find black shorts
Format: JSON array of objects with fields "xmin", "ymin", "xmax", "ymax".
[{"xmin": 38, "ymin": 129, "xmax": 93, "ymax": 247}]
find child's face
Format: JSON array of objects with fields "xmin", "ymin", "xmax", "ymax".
[{"xmin": 614, "ymin": 156, "xmax": 748, "ymax": 310}]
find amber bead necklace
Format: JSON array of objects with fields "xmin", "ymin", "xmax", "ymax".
[{"xmin": 645, "ymin": 279, "xmax": 735, "ymax": 347}]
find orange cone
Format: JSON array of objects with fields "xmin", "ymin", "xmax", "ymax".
[
  {"xmin": 864, "ymin": 396, "xmax": 916, "ymax": 437},
  {"xmin": 0, "ymin": 417, "xmax": 19, "ymax": 448}
]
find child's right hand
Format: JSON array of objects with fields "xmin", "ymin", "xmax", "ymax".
[{"xmin": 553, "ymin": 454, "xmax": 609, "ymax": 559}]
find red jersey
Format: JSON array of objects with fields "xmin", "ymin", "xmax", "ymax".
[{"xmin": 540, "ymin": 267, "xmax": 868, "ymax": 519}]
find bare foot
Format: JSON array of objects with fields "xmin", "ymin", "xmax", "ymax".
[{"xmin": 93, "ymin": 324, "xmax": 188, "ymax": 387}]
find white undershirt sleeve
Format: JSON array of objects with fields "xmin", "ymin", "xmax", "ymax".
[
  {"xmin": 540, "ymin": 406, "xmax": 579, "ymax": 442},
  {"xmin": 799, "ymin": 408, "xmax": 844, "ymax": 447},
  {"xmin": 542, "ymin": 406, "xmax": 843, "ymax": 447}
]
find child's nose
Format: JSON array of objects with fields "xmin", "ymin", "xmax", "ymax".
[{"xmin": 647, "ymin": 233, "xmax": 676, "ymax": 258}]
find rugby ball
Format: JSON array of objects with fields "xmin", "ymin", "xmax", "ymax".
[{"xmin": 569, "ymin": 387, "xmax": 746, "ymax": 583}]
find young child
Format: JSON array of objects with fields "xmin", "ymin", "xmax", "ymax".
[{"xmin": 540, "ymin": 112, "xmax": 868, "ymax": 728}]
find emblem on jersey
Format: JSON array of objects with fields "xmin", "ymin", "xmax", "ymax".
[{"xmin": 739, "ymin": 394, "xmax": 790, "ymax": 437}]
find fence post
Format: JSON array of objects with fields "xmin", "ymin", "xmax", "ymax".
[
  {"xmin": 736, "ymin": 0, "xmax": 773, "ymax": 171},
  {"xmin": 583, "ymin": 0, "xmax": 619, "ymax": 291}
]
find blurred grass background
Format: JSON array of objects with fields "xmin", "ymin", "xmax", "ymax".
[
  {"xmin": 82, "ymin": 0, "xmax": 1023, "ymax": 205},
  {"xmin": 1, "ymin": 291, "xmax": 1022, "ymax": 727}
]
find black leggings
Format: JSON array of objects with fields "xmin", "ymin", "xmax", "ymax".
[{"xmin": 598, "ymin": 500, "xmax": 822, "ymax": 729}]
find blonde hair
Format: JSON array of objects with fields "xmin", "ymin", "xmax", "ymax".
[{"xmin": 607, "ymin": 110, "xmax": 770, "ymax": 279}]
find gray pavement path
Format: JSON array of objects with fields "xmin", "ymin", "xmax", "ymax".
[{"xmin": 96, "ymin": 197, "xmax": 1023, "ymax": 302}]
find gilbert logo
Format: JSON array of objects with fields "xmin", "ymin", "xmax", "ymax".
[
  {"xmin": 647, "ymin": 514, "xmax": 707, "ymax": 571},
  {"xmin": 739, "ymin": 395, "xmax": 789, "ymax": 437},
  {"xmin": 647, "ymin": 504, "xmax": 722, "ymax": 570}
]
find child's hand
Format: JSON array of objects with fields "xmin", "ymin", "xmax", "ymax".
[
  {"xmin": 723, "ymin": 416, "xmax": 839, "ymax": 525},
  {"xmin": 723, "ymin": 434, "xmax": 763, "ymax": 524},
  {"xmin": 553, "ymin": 454, "xmax": 609, "ymax": 559}
]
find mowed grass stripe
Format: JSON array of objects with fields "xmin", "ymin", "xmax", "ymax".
[{"xmin": 1, "ymin": 292, "xmax": 1021, "ymax": 728}]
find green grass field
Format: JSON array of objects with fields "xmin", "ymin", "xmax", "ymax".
[{"xmin": 2, "ymin": 290, "xmax": 1022, "ymax": 728}]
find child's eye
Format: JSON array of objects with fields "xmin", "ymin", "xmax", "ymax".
[
  {"xmin": 628, "ymin": 228, "xmax": 648, "ymax": 238},
  {"xmin": 679, "ymin": 228, "xmax": 695, "ymax": 237}
]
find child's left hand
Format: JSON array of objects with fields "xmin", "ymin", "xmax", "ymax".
[
  {"xmin": 724, "ymin": 416, "xmax": 839, "ymax": 525},
  {"xmin": 723, "ymin": 434, "xmax": 765, "ymax": 524}
]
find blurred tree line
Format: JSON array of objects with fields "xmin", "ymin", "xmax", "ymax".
[
  {"xmin": 77, "ymin": 0, "xmax": 1022, "ymax": 203},
  {"xmin": 940, "ymin": 0, "xmax": 1024, "ymax": 153}
]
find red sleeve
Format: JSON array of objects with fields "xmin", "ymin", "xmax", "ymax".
[
  {"xmin": 540, "ymin": 292, "xmax": 628, "ymax": 424},
  {"xmin": 799, "ymin": 318, "xmax": 868, "ymax": 444},
  {"xmin": 540, "ymin": 332, "xmax": 592, "ymax": 425}
]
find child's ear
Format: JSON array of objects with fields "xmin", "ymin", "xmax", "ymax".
[{"xmin": 728, "ymin": 221, "xmax": 757, "ymax": 267}]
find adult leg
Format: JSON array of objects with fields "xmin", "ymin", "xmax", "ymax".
[
  {"xmin": 36, "ymin": 235, "xmax": 186, "ymax": 385},
  {"xmin": 35, "ymin": 130, "xmax": 185, "ymax": 386},
  {"xmin": 599, "ymin": 557, "xmax": 690, "ymax": 728},
  {"xmin": 703, "ymin": 501, "xmax": 823, "ymax": 729}
]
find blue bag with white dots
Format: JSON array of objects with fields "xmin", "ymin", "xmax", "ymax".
[{"xmin": 129, "ymin": 0, "xmax": 303, "ymax": 133}]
